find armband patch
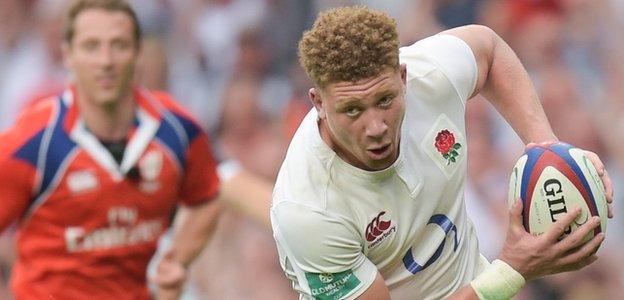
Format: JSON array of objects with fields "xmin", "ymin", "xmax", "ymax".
[{"xmin": 305, "ymin": 270, "xmax": 361, "ymax": 300}]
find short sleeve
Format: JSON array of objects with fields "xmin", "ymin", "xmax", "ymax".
[
  {"xmin": 0, "ymin": 130, "xmax": 38, "ymax": 231},
  {"xmin": 177, "ymin": 133, "xmax": 220, "ymax": 206},
  {"xmin": 400, "ymin": 34, "xmax": 478, "ymax": 104},
  {"xmin": 271, "ymin": 201, "xmax": 378, "ymax": 300}
]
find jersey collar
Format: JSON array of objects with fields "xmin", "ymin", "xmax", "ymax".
[{"xmin": 60, "ymin": 86, "xmax": 161, "ymax": 182}]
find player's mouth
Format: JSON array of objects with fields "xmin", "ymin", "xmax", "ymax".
[
  {"xmin": 367, "ymin": 144, "xmax": 391, "ymax": 160},
  {"xmin": 97, "ymin": 75, "xmax": 116, "ymax": 88}
]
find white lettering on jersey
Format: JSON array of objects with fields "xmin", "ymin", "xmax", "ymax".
[
  {"xmin": 108, "ymin": 206, "xmax": 138, "ymax": 225},
  {"xmin": 65, "ymin": 207, "xmax": 163, "ymax": 252},
  {"xmin": 67, "ymin": 170, "xmax": 99, "ymax": 194}
]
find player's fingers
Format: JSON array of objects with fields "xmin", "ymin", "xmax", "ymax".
[
  {"xmin": 607, "ymin": 203, "xmax": 614, "ymax": 219},
  {"xmin": 156, "ymin": 277, "xmax": 185, "ymax": 289},
  {"xmin": 602, "ymin": 169, "xmax": 614, "ymax": 205},
  {"xmin": 543, "ymin": 206, "xmax": 581, "ymax": 242},
  {"xmin": 525, "ymin": 142, "xmax": 537, "ymax": 150},
  {"xmin": 524, "ymin": 140, "xmax": 557, "ymax": 151},
  {"xmin": 584, "ymin": 151, "xmax": 604, "ymax": 176},
  {"xmin": 508, "ymin": 199, "xmax": 526, "ymax": 234},
  {"xmin": 557, "ymin": 215, "xmax": 601, "ymax": 252},
  {"xmin": 155, "ymin": 260, "xmax": 186, "ymax": 287},
  {"xmin": 556, "ymin": 255, "xmax": 599, "ymax": 274},
  {"xmin": 557, "ymin": 233, "xmax": 604, "ymax": 267},
  {"xmin": 584, "ymin": 151, "xmax": 613, "ymax": 203}
]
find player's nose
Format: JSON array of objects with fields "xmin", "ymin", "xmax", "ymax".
[
  {"xmin": 365, "ymin": 117, "xmax": 388, "ymax": 139},
  {"xmin": 96, "ymin": 45, "xmax": 114, "ymax": 67}
]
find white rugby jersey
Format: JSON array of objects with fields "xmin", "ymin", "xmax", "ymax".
[{"xmin": 271, "ymin": 34, "xmax": 488, "ymax": 300}]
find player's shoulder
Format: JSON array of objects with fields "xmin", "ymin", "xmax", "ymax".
[
  {"xmin": 274, "ymin": 111, "xmax": 336, "ymax": 209},
  {"xmin": 0, "ymin": 96, "xmax": 59, "ymax": 157},
  {"xmin": 149, "ymin": 90, "xmax": 198, "ymax": 122},
  {"xmin": 399, "ymin": 34, "xmax": 473, "ymax": 79},
  {"xmin": 400, "ymin": 34, "xmax": 469, "ymax": 58},
  {"xmin": 144, "ymin": 89, "xmax": 206, "ymax": 141},
  {"xmin": 14, "ymin": 96, "xmax": 58, "ymax": 131},
  {"xmin": 400, "ymin": 34, "xmax": 477, "ymax": 104}
]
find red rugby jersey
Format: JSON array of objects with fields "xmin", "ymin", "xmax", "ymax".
[{"xmin": 0, "ymin": 87, "xmax": 219, "ymax": 299}]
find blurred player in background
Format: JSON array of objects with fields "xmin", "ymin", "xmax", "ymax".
[
  {"xmin": 0, "ymin": 0, "xmax": 221, "ymax": 299},
  {"xmin": 271, "ymin": 6, "xmax": 614, "ymax": 300}
]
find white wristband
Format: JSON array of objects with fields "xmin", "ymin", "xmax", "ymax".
[{"xmin": 470, "ymin": 259, "xmax": 526, "ymax": 300}]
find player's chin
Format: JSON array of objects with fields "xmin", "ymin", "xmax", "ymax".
[
  {"xmin": 365, "ymin": 158, "xmax": 394, "ymax": 171},
  {"xmin": 95, "ymin": 90, "xmax": 123, "ymax": 105}
]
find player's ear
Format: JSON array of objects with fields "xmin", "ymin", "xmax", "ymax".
[
  {"xmin": 309, "ymin": 87, "xmax": 326, "ymax": 120},
  {"xmin": 400, "ymin": 63, "xmax": 407, "ymax": 85}
]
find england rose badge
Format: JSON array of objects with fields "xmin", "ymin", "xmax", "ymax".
[{"xmin": 434, "ymin": 129, "xmax": 462, "ymax": 165}]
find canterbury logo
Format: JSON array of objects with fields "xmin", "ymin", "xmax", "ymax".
[{"xmin": 366, "ymin": 211, "xmax": 392, "ymax": 242}]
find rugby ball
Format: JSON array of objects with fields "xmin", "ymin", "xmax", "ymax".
[{"xmin": 508, "ymin": 142, "xmax": 607, "ymax": 240}]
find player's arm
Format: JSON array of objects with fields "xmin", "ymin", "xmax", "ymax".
[
  {"xmin": 441, "ymin": 24, "xmax": 556, "ymax": 145},
  {"xmin": 168, "ymin": 199, "xmax": 222, "ymax": 266},
  {"xmin": 356, "ymin": 272, "xmax": 390, "ymax": 300},
  {"xmin": 154, "ymin": 128, "xmax": 222, "ymax": 299},
  {"xmin": 0, "ymin": 160, "xmax": 32, "ymax": 232},
  {"xmin": 154, "ymin": 199, "xmax": 222, "ymax": 300},
  {"xmin": 272, "ymin": 202, "xmax": 383, "ymax": 300},
  {"xmin": 217, "ymin": 161, "xmax": 273, "ymax": 228},
  {"xmin": 444, "ymin": 200, "xmax": 604, "ymax": 300},
  {"xmin": 443, "ymin": 25, "xmax": 614, "ymax": 215},
  {"xmin": 0, "ymin": 142, "xmax": 37, "ymax": 232}
]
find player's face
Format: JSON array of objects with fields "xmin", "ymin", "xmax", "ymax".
[
  {"xmin": 313, "ymin": 65, "xmax": 407, "ymax": 171},
  {"xmin": 64, "ymin": 9, "xmax": 139, "ymax": 106}
]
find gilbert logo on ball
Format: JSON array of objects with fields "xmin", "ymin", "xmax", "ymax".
[{"xmin": 508, "ymin": 142, "xmax": 607, "ymax": 241}]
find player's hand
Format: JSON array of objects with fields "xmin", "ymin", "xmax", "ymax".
[
  {"xmin": 498, "ymin": 200, "xmax": 605, "ymax": 281},
  {"xmin": 154, "ymin": 250, "xmax": 187, "ymax": 300},
  {"xmin": 583, "ymin": 150, "xmax": 614, "ymax": 218}
]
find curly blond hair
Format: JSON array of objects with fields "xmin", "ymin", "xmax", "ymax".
[{"xmin": 298, "ymin": 6, "xmax": 400, "ymax": 87}]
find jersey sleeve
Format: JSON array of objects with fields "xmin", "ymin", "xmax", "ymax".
[
  {"xmin": 0, "ymin": 110, "xmax": 44, "ymax": 231},
  {"xmin": 400, "ymin": 34, "xmax": 478, "ymax": 105},
  {"xmin": 178, "ymin": 132, "xmax": 220, "ymax": 206},
  {"xmin": 154, "ymin": 91, "xmax": 221, "ymax": 206},
  {"xmin": 271, "ymin": 201, "xmax": 378, "ymax": 300},
  {"xmin": 0, "ymin": 157, "xmax": 35, "ymax": 231}
]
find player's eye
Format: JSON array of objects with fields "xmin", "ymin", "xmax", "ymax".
[
  {"xmin": 82, "ymin": 40, "xmax": 99, "ymax": 52},
  {"xmin": 112, "ymin": 39, "xmax": 131, "ymax": 51},
  {"xmin": 378, "ymin": 95, "xmax": 394, "ymax": 107},
  {"xmin": 345, "ymin": 106, "xmax": 361, "ymax": 117}
]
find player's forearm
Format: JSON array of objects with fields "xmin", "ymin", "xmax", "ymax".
[
  {"xmin": 479, "ymin": 28, "xmax": 556, "ymax": 145},
  {"xmin": 447, "ymin": 259, "xmax": 525, "ymax": 300},
  {"xmin": 169, "ymin": 199, "xmax": 222, "ymax": 267},
  {"xmin": 221, "ymin": 170, "xmax": 273, "ymax": 228}
]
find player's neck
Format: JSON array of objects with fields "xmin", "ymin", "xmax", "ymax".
[{"xmin": 77, "ymin": 90, "xmax": 136, "ymax": 142}]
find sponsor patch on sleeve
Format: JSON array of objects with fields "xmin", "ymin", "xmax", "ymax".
[{"xmin": 305, "ymin": 270, "xmax": 361, "ymax": 300}]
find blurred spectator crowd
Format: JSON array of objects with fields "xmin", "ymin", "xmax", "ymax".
[{"xmin": 1, "ymin": 0, "xmax": 623, "ymax": 299}]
